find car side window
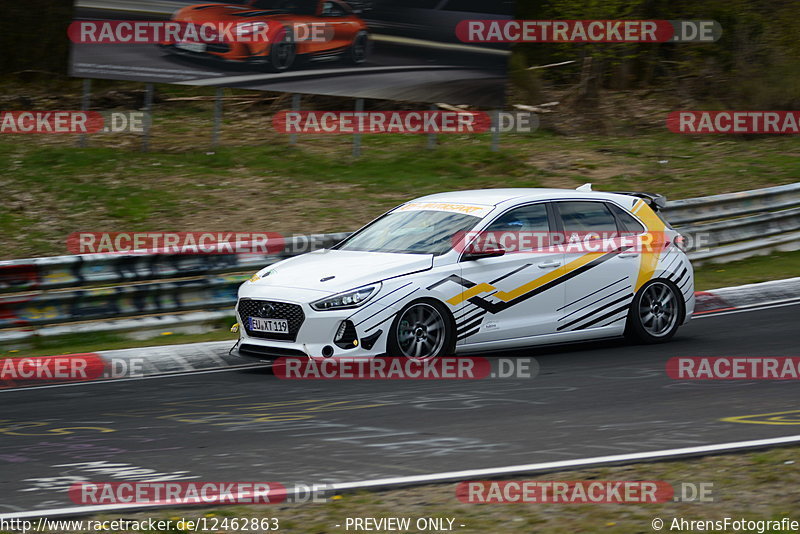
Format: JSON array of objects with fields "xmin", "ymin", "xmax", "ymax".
[
  {"xmin": 556, "ymin": 201, "xmax": 618, "ymax": 239},
  {"xmin": 607, "ymin": 203, "xmax": 646, "ymax": 234},
  {"xmin": 482, "ymin": 203, "xmax": 551, "ymax": 251},
  {"xmin": 321, "ymin": 1, "xmax": 346, "ymax": 16}
]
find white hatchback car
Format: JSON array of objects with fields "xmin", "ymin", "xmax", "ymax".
[{"xmin": 233, "ymin": 187, "xmax": 694, "ymax": 360}]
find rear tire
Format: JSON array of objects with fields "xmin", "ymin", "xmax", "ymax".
[
  {"xmin": 625, "ymin": 279, "xmax": 683, "ymax": 344},
  {"xmin": 387, "ymin": 300, "xmax": 455, "ymax": 359}
]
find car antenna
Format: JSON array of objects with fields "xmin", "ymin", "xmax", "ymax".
[{"xmin": 575, "ymin": 183, "xmax": 593, "ymax": 192}]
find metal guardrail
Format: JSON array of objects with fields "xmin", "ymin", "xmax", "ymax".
[
  {"xmin": 661, "ymin": 182, "xmax": 800, "ymax": 225},
  {"xmin": 663, "ymin": 183, "xmax": 800, "ymax": 264},
  {"xmin": 0, "ymin": 185, "xmax": 798, "ymax": 341}
]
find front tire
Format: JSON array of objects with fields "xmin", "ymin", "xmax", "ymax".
[
  {"xmin": 264, "ymin": 27, "xmax": 296, "ymax": 72},
  {"xmin": 346, "ymin": 30, "xmax": 369, "ymax": 65},
  {"xmin": 387, "ymin": 300, "xmax": 455, "ymax": 359},
  {"xmin": 625, "ymin": 279, "xmax": 683, "ymax": 344}
]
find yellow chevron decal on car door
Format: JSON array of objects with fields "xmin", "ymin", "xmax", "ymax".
[
  {"xmin": 632, "ymin": 199, "xmax": 667, "ymax": 292},
  {"xmin": 446, "ymin": 282, "xmax": 496, "ymax": 306},
  {"xmin": 494, "ymin": 251, "xmax": 604, "ymax": 302}
]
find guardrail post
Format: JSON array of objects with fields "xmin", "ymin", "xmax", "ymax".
[
  {"xmin": 78, "ymin": 79, "xmax": 91, "ymax": 148},
  {"xmin": 289, "ymin": 93, "xmax": 300, "ymax": 146},
  {"xmin": 427, "ymin": 103, "xmax": 437, "ymax": 150},
  {"xmin": 141, "ymin": 83, "xmax": 154, "ymax": 153},
  {"xmin": 211, "ymin": 87, "xmax": 223, "ymax": 149},
  {"xmin": 490, "ymin": 109, "xmax": 500, "ymax": 152},
  {"xmin": 353, "ymin": 98, "xmax": 364, "ymax": 158}
]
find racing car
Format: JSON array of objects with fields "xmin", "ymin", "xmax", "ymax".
[
  {"xmin": 233, "ymin": 187, "xmax": 694, "ymax": 360},
  {"xmin": 161, "ymin": 0, "xmax": 369, "ymax": 72}
]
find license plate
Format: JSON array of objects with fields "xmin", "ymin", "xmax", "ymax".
[
  {"xmin": 176, "ymin": 42, "xmax": 206, "ymax": 53},
  {"xmin": 249, "ymin": 317, "xmax": 289, "ymax": 334}
]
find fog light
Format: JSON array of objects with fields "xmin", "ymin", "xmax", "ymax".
[{"xmin": 334, "ymin": 320, "xmax": 358, "ymax": 349}]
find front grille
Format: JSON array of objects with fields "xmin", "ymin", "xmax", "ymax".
[
  {"xmin": 237, "ymin": 299, "xmax": 305, "ymax": 341},
  {"xmin": 205, "ymin": 42, "xmax": 231, "ymax": 53}
]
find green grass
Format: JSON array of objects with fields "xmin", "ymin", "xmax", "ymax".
[
  {"xmin": 693, "ymin": 250, "xmax": 800, "ymax": 290},
  {"xmin": 0, "ymin": 122, "xmax": 797, "ymax": 259}
]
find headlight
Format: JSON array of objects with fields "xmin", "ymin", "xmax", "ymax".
[{"xmin": 311, "ymin": 284, "xmax": 379, "ymax": 311}]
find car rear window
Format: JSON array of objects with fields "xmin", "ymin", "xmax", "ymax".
[
  {"xmin": 556, "ymin": 201, "xmax": 618, "ymax": 233},
  {"xmin": 607, "ymin": 203, "xmax": 646, "ymax": 234}
]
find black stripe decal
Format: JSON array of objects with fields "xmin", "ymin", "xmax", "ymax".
[
  {"xmin": 354, "ymin": 288, "xmax": 419, "ymax": 327},
  {"xmin": 558, "ymin": 284, "xmax": 631, "ymax": 322},
  {"xmin": 349, "ymin": 282, "xmax": 413, "ymax": 318},
  {"xmin": 678, "ymin": 276, "xmax": 691, "ymax": 291},
  {"xmin": 490, "ymin": 263, "xmax": 533, "ymax": 284},
  {"xmin": 363, "ymin": 314, "xmax": 395, "ymax": 333},
  {"xmin": 661, "ymin": 249, "xmax": 680, "ymax": 273},
  {"xmin": 457, "ymin": 328, "xmax": 480, "ymax": 341},
  {"xmin": 468, "ymin": 248, "xmax": 626, "ymax": 314},
  {"xmin": 682, "ymin": 281, "xmax": 693, "ymax": 295},
  {"xmin": 572, "ymin": 303, "xmax": 632, "ymax": 331},
  {"xmin": 427, "ymin": 274, "xmax": 474, "ymax": 291},
  {"xmin": 457, "ymin": 318, "xmax": 484, "ymax": 336},
  {"xmin": 558, "ymin": 294, "xmax": 631, "ymax": 331},
  {"xmin": 457, "ymin": 310, "xmax": 486, "ymax": 328},
  {"xmin": 672, "ymin": 267, "xmax": 688, "ymax": 285},
  {"xmin": 454, "ymin": 304, "xmax": 479, "ymax": 321},
  {"xmin": 596, "ymin": 312, "xmax": 628, "ymax": 328},
  {"xmin": 558, "ymin": 276, "xmax": 628, "ymax": 311}
]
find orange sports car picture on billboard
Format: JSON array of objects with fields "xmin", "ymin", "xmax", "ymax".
[
  {"xmin": 70, "ymin": 0, "xmax": 511, "ymax": 105},
  {"xmin": 160, "ymin": 0, "xmax": 369, "ymax": 72}
]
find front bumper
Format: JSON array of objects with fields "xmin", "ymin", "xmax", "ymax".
[
  {"xmin": 232, "ymin": 287, "xmax": 391, "ymax": 361},
  {"xmin": 158, "ymin": 42, "xmax": 269, "ymax": 64}
]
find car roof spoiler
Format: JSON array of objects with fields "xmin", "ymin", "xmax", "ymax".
[
  {"xmin": 575, "ymin": 184, "xmax": 667, "ymax": 211},
  {"xmin": 611, "ymin": 191, "xmax": 668, "ymax": 211}
]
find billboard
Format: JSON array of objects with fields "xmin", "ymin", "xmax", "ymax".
[{"xmin": 69, "ymin": 0, "xmax": 512, "ymax": 106}]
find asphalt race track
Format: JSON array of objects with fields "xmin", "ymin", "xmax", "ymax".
[
  {"xmin": 70, "ymin": 37, "xmax": 506, "ymax": 105},
  {"xmin": 1, "ymin": 303, "xmax": 798, "ymax": 514}
]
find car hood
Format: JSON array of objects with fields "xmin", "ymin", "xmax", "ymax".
[
  {"xmin": 250, "ymin": 249, "xmax": 433, "ymax": 294},
  {"xmin": 175, "ymin": 4, "xmax": 297, "ymax": 22}
]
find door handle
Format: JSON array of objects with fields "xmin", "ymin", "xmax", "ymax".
[
  {"xmin": 537, "ymin": 260, "xmax": 562, "ymax": 269},
  {"xmin": 618, "ymin": 252, "xmax": 639, "ymax": 258}
]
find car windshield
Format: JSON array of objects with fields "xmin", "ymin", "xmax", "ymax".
[
  {"xmin": 243, "ymin": 0, "xmax": 317, "ymax": 14},
  {"xmin": 338, "ymin": 209, "xmax": 483, "ymax": 255}
]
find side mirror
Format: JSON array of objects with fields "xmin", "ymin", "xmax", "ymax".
[{"xmin": 462, "ymin": 246, "xmax": 506, "ymax": 261}]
